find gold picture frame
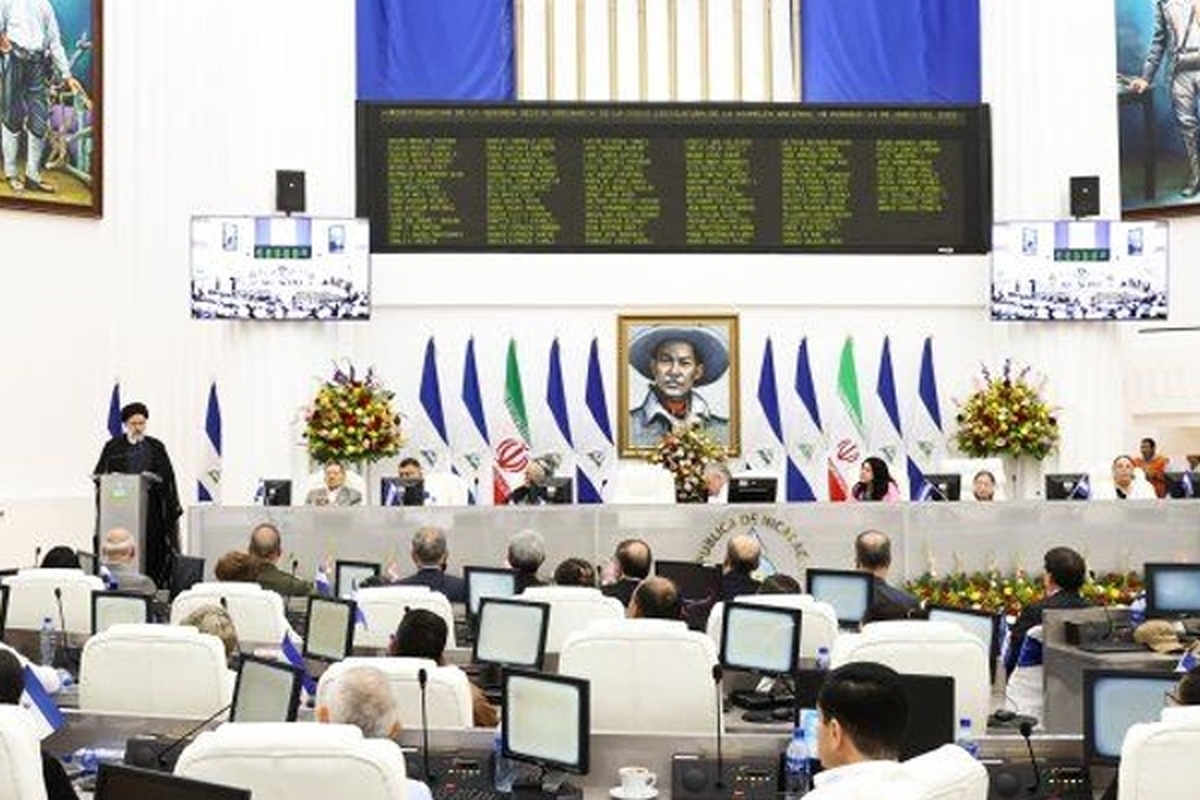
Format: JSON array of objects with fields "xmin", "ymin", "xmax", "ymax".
[{"xmin": 617, "ymin": 312, "xmax": 740, "ymax": 457}]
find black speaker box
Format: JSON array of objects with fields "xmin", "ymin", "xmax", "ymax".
[
  {"xmin": 276, "ymin": 169, "xmax": 306, "ymax": 214},
  {"xmin": 1069, "ymin": 176, "xmax": 1099, "ymax": 218}
]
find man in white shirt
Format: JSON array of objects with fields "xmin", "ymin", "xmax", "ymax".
[{"xmin": 808, "ymin": 662, "xmax": 909, "ymax": 799}]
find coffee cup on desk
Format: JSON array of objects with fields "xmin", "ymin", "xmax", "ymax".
[{"xmin": 618, "ymin": 766, "xmax": 656, "ymax": 796}]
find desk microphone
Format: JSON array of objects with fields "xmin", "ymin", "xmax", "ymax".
[
  {"xmin": 34, "ymin": 546, "xmax": 42, "ymax": 567},
  {"xmin": 147, "ymin": 702, "xmax": 234, "ymax": 770},
  {"xmin": 711, "ymin": 664, "xmax": 724, "ymax": 789},
  {"xmin": 289, "ymin": 556, "xmax": 300, "ymax": 582},
  {"xmin": 417, "ymin": 667, "xmax": 434, "ymax": 783},
  {"xmin": 1019, "ymin": 720, "xmax": 1042, "ymax": 795}
]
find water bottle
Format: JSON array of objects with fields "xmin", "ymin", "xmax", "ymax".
[
  {"xmin": 956, "ymin": 717, "xmax": 980, "ymax": 759},
  {"xmin": 1130, "ymin": 593, "xmax": 1147, "ymax": 626},
  {"xmin": 783, "ymin": 726, "xmax": 813, "ymax": 799},
  {"xmin": 815, "ymin": 646, "xmax": 830, "ymax": 671},
  {"xmin": 39, "ymin": 616, "xmax": 56, "ymax": 667},
  {"xmin": 65, "ymin": 746, "xmax": 126, "ymax": 776},
  {"xmin": 493, "ymin": 723, "xmax": 516, "ymax": 793}
]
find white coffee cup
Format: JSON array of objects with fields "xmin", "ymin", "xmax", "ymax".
[{"xmin": 618, "ymin": 766, "xmax": 657, "ymax": 796}]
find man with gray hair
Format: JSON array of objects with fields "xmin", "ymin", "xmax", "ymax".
[
  {"xmin": 396, "ymin": 525, "xmax": 465, "ymax": 602},
  {"xmin": 506, "ymin": 528, "xmax": 546, "ymax": 592},
  {"xmin": 100, "ymin": 526, "xmax": 158, "ymax": 595},
  {"xmin": 315, "ymin": 665, "xmax": 433, "ymax": 800}
]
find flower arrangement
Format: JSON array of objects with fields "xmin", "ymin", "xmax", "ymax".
[
  {"xmin": 953, "ymin": 359, "xmax": 1060, "ymax": 460},
  {"xmin": 303, "ymin": 363, "xmax": 405, "ymax": 465},
  {"xmin": 647, "ymin": 424, "xmax": 726, "ymax": 503},
  {"xmin": 904, "ymin": 569, "xmax": 1143, "ymax": 617}
]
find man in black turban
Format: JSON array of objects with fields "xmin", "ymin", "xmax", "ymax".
[{"xmin": 93, "ymin": 401, "xmax": 182, "ymax": 588}]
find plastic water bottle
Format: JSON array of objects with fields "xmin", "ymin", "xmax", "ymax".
[
  {"xmin": 783, "ymin": 726, "xmax": 813, "ymax": 799},
  {"xmin": 956, "ymin": 717, "xmax": 980, "ymax": 759},
  {"xmin": 493, "ymin": 723, "xmax": 516, "ymax": 792},
  {"xmin": 815, "ymin": 646, "xmax": 830, "ymax": 671},
  {"xmin": 39, "ymin": 616, "xmax": 56, "ymax": 667}
]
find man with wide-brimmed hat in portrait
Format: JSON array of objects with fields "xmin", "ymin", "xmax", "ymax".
[{"xmin": 628, "ymin": 325, "xmax": 730, "ymax": 448}]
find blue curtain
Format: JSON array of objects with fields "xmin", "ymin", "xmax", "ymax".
[
  {"xmin": 356, "ymin": 0, "xmax": 515, "ymax": 101},
  {"xmin": 802, "ymin": 0, "xmax": 980, "ymax": 103}
]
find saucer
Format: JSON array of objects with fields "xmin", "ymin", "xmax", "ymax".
[{"xmin": 610, "ymin": 788, "xmax": 658, "ymax": 800}]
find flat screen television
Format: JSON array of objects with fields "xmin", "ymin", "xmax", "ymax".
[
  {"xmin": 805, "ymin": 568, "xmax": 875, "ymax": 629},
  {"xmin": 190, "ymin": 215, "xmax": 371, "ymax": 321},
  {"xmin": 1045, "ymin": 473, "xmax": 1091, "ymax": 500},
  {"xmin": 1083, "ymin": 668, "xmax": 1177, "ymax": 766},
  {"xmin": 96, "ymin": 763, "xmax": 251, "ymax": 800},
  {"xmin": 502, "ymin": 669, "xmax": 590, "ymax": 776},
  {"xmin": 474, "ymin": 597, "xmax": 550, "ymax": 670},
  {"xmin": 728, "ymin": 476, "xmax": 778, "ymax": 504},
  {"xmin": 920, "ymin": 473, "xmax": 962, "ymax": 501},
  {"xmin": 990, "ymin": 220, "xmax": 1168, "ymax": 321},
  {"xmin": 381, "ymin": 477, "xmax": 424, "ymax": 506},
  {"xmin": 1144, "ymin": 562, "xmax": 1200, "ymax": 619},
  {"xmin": 91, "ymin": 590, "xmax": 152, "ymax": 635}
]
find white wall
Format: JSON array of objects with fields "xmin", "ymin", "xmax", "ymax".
[{"xmin": 1, "ymin": 0, "xmax": 1194, "ymax": 567}]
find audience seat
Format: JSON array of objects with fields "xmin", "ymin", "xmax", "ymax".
[
  {"xmin": 2, "ymin": 568, "xmax": 106, "ymax": 635},
  {"xmin": 558, "ymin": 618, "xmax": 720, "ymax": 734},
  {"xmin": 315, "ymin": 657, "xmax": 474, "ymax": 730},
  {"xmin": 830, "ymin": 620, "xmax": 990, "ymax": 737},
  {"xmin": 705, "ymin": 594, "xmax": 839, "ymax": 658},
  {"xmin": 1118, "ymin": 706, "xmax": 1200, "ymax": 799},
  {"xmin": 175, "ymin": 721, "xmax": 409, "ymax": 800},
  {"xmin": 609, "ymin": 463, "xmax": 677, "ymax": 504},
  {"xmin": 352, "ymin": 585, "xmax": 457, "ymax": 650},
  {"xmin": 0, "ymin": 706, "xmax": 49, "ymax": 800},
  {"xmin": 423, "ymin": 472, "xmax": 470, "ymax": 506},
  {"xmin": 898, "ymin": 743, "xmax": 989, "ymax": 799},
  {"xmin": 519, "ymin": 586, "xmax": 625, "ymax": 651},
  {"xmin": 79, "ymin": 623, "xmax": 234, "ymax": 718},
  {"xmin": 170, "ymin": 582, "xmax": 295, "ymax": 646}
]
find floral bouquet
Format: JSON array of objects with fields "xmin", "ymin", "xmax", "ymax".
[
  {"xmin": 647, "ymin": 423, "xmax": 725, "ymax": 503},
  {"xmin": 954, "ymin": 359, "xmax": 1060, "ymax": 460},
  {"xmin": 303, "ymin": 362, "xmax": 404, "ymax": 465},
  {"xmin": 905, "ymin": 569, "xmax": 1144, "ymax": 617}
]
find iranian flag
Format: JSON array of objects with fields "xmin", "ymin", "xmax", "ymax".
[
  {"xmin": 493, "ymin": 339, "xmax": 531, "ymax": 504},
  {"xmin": 827, "ymin": 337, "xmax": 867, "ymax": 501}
]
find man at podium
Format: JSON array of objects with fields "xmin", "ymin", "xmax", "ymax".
[{"xmin": 93, "ymin": 401, "xmax": 182, "ymax": 587}]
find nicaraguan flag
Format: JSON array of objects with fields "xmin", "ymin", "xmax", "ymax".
[
  {"xmin": 828, "ymin": 338, "xmax": 867, "ymax": 501},
  {"xmin": 106, "ymin": 382, "xmax": 121, "ymax": 439},
  {"xmin": 280, "ymin": 636, "xmax": 317, "ymax": 696},
  {"xmin": 870, "ymin": 337, "xmax": 907, "ymax": 498},
  {"xmin": 198, "ymin": 382, "xmax": 222, "ymax": 503},
  {"xmin": 314, "ymin": 564, "xmax": 332, "ymax": 597},
  {"xmin": 459, "ymin": 337, "xmax": 492, "ymax": 504},
  {"xmin": 544, "ymin": 338, "xmax": 577, "ymax": 490},
  {"xmin": 576, "ymin": 337, "xmax": 614, "ymax": 504},
  {"xmin": 420, "ymin": 336, "xmax": 450, "ymax": 446},
  {"xmin": 493, "ymin": 339, "xmax": 531, "ymax": 505},
  {"xmin": 1177, "ymin": 647, "xmax": 1198, "ymax": 673},
  {"xmin": 21, "ymin": 665, "xmax": 65, "ymax": 740},
  {"xmin": 758, "ymin": 338, "xmax": 815, "ymax": 502},
  {"xmin": 906, "ymin": 337, "xmax": 946, "ymax": 499},
  {"xmin": 793, "ymin": 338, "xmax": 830, "ymax": 501}
]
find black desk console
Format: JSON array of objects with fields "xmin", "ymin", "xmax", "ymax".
[
  {"xmin": 986, "ymin": 760, "xmax": 1093, "ymax": 800},
  {"xmin": 672, "ymin": 753, "xmax": 781, "ymax": 800}
]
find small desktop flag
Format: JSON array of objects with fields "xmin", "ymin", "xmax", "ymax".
[
  {"xmin": 21, "ymin": 665, "xmax": 65, "ymax": 740},
  {"xmin": 279, "ymin": 636, "xmax": 318, "ymax": 697},
  {"xmin": 106, "ymin": 382, "xmax": 122, "ymax": 439},
  {"xmin": 314, "ymin": 564, "xmax": 332, "ymax": 597},
  {"xmin": 1176, "ymin": 646, "xmax": 1198, "ymax": 673}
]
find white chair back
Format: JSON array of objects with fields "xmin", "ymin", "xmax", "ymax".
[
  {"xmin": 423, "ymin": 472, "xmax": 470, "ymax": 506},
  {"xmin": 315, "ymin": 657, "xmax": 474, "ymax": 729},
  {"xmin": 2, "ymin": 568, "xmax": 106, "ymax": 635},
  {"xmin": 610, "ymin": 463, "xmax": 677, "ymax": 504},
  {"xmin": 1118, "ymin": 706, "xmax": 1200, "ymax": 799},
  {"xmin": 558, "ymin": 618, "xmax": 720, "ymax": 734},
  {"xmin": 352, "ymin": 585, "xmax": 457, "ymax": 649},
  {"xmin": 705, "ymin": 594, "xmax": 839, "ymax": 658},
  {"xmin": 519, "ymin": 586, "xmax": 625, "ymax": 651},
  {"xmin": 0, "ymin": 706, "xmax": 49, "ymax": 800},
  {"xmin": 898, "ymin": 743, "xmax": 990, "ymax": 800},
  {"xmin": 79, "ymin": 623, "xmax": 234, "ymax": 718},
  {"xmin": 830, "ymin": 620, "xmax": 990, "ymax": 737},
  {"xmin": 171, "ymin": 582, "xmax": 293, "ymax": 645},
  {"xmin": 175, "ymin": 722, "xmax": 408, "ymax": 800}
]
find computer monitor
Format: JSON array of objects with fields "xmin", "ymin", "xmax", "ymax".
[
  {"xmin": 96, "ymin": 762, "xmax": 251, "ymax": 800},
  {"xmin": 654, "ymin": 560, "xmax": 723, "ymax": 631},
  {"xmin": 727, "ymin": 476, "xmax": 779, "ymax": 504},
  {"xmin": 502, "ymin": 669, "xmax": 590, "ymax": 775},
  {"xmin": 230, "ymin": 654, "xmax": 304, "ymax": 722},
  {"xmin": 926, "ymin": 605, "xmax": 1001, "ymax": 682},
  {"xmin": 334, "ymin": 560, "xmax": 380, "ymax": 599},
  {"xmin": 541, "ymin": 476, "xmax": 574, "ymax": 504},
  {"xmin": 805, "ymin": 568, "xmax": 875, "ymax": 628},
  {"xmin": 170, "ymin": 555, "xmax": 205, "ymax": 600},
  {"xmin": 381, "ymin": 476, "xmax": 425, "ymax": 506},
  {"xmin": 463, "ymin": 566, "xmax": 519, "ymax": 625},
  {"xmin": 720, "ymin": 601, "xmax": 802, "ymax": 675},
  {"xmin": 1144, "ymin": 562, "xmax": 1200, "ymax": 619},
  {"xmin": 77, "ymin": 551, "xmax": 97, "ymax": 576},
  {"xmin": 921, "ymin": 473, "xmax": 962, "ymax": 502},
  {"xmin": 1164, "ymin": 471, "xmax": 1197, "ymax": 499},
  {"xmin": 1083, "ymin": 668, "xmax": 1178, "ymax": 766},
  {"xmin": 91, "ymin": 590, "xmax": 152, "ymax": 635},
  {"xmin": 473, "ymin": 597, "xmax": 550, "ymax": 670},
  {"xmin": 303, "ymin": 596, "xmax": 356, "ymax": 662},
  {"xmin": 1045, "ymin": 473, "xmax": 1090, "ymax": 500},
  {"xmin": 896, "ymin": 673, "xmax": 957, "ymax": 760}
]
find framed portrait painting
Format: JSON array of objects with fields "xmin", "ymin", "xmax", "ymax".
[
  {"xmin": 617, "ymin": 313, "xmax": 740, "ymax": 457},
  {"xmin": 0, "ymin": 0, "xmax": 102, "ymax": 216}
]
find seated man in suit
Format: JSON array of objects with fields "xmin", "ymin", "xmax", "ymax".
[
  {"xmin": 394, "ymin": 526, "xmax": 465, "ymax": 602},
  {"xmin": 808, "ymin": 662, "xmax": 909, "ymax": 798},
  {"xmin": 1004, "ymin": 546, "xmax": 1091, "ymax": 676},
  {"xmin": 722, "ymin": 533, "xmax": 761, "ymax": 600},
  {"xmin": 628, "ymin": 576, "xmax": 682, "ymax": 620},
  {"xmin": 305, "ymin": 462, "xmax": 363, "ymax": 506},
  {"xmin": 0, "ymin": 649, "xmax": 79, "ymax": 800},
  {"xmin": 506, "ymin": 455, "xmax": 560, "ymax": 505},
  {"xmin": 99, "ymin": 527, "xmax": 158, "ymax": 595},
  {"xmin": 247, "ymin": 522, "xmax": 314, "ymax": 597},
  {"xmin": 553, "ymin": 557, "xmax": 596, "ymax": 587},
  {"xmin": 854, "ymin": 529, "xmax": 920, "ymax": 616},
  {"xmin": 389, "ymin": 609, "xmax": 498, "ymax": 728},
  {"xmin": 314, "ymin": 664, "xmax": 433, "ymax": 799},
  {"xmin": 506, "ymin": 529, "xmax": 547, "ymax": 592},
  {"xmin": 601, "ymin": 538, "xmax": 653, "ymax": 609}
]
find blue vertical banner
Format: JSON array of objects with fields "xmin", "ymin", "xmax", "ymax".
[
  {"xmin": 802, "ymin": 0, "xmax": 980, "ymax": 102},
  {"xmin": 357, "ymin": 0, "xmax": 516, "ymax": 101},
  {"xmin": 198, "ymin": 382, "xmax": 222, "ymax": 503}
]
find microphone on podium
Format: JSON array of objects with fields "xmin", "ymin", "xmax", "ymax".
[{"xmin": 417, "ymin": 667, "xmax": 434, "ymax": 783}]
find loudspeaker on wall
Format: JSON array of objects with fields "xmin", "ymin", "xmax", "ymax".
[
  {"xmin": 1069, "ymin": 176, "xmax": 1099, "ymax": 218},
  {"xmin": 276, "ymin": 170, "xmax": 306, "ymax": 214}
]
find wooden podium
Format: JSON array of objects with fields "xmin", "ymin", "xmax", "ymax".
[{"xmin": 95, "ymin": 472, "xmax": 152, "ymax": 574}]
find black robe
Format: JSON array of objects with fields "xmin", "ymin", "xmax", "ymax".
[{"xmin": 93, "ymin": 435, "xmax": 182, "ymax": 586}]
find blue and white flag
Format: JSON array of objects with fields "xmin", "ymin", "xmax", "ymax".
[
  {"xmin": 576, "ymin": 337, "xmax": 614, "ymax": 504},
  {"xmin": 416, "ymin": 336, "xmax": 454, "ymax": 475},
  {"xmin": 905, "ymin": 337, "xmax": 946, "ymax": 499},
  {"xmin": 869, "ymin": 336, "xmax": 907, "ymax": 497},
  {"xmin": 459, "ymin": 337, "xmax": 492, "ymax": 504},
  {"xmin": 279, "ymin": 636, "xmax": 317, "ymax": 697},
  {"xmin": 1176, "ymin": 646, "xmax": 1198, "ymax": 673},
  {"xmin": 758, "ymin": 338, "xmax": 815, "ymax": 502},
  {"xmin": 106, "ymin": 381, "xmax": 122, "ymax": 439},
  {"xmin": 21, "ymin": 665, "xmax": 65, "ymax": 740},
  {"xmin": 197, "ymin": 382, "xmax": 222, "ymax": 503},
  {"xmin": 793, "ymin": 338, "xmax": 831, "ymax": 501},
  {"xmin": 544, "ymin": 338, "xmax": 578, "ymax": 489},
  {"xmin": 314, "ymin": 564, "xmax": 332, "ymax": 597}
]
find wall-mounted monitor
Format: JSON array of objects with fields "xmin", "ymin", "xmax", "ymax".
[
  {"xmin": 190, "ymin": 216, "xmax": 370, "ymax": 321},
  {"xmin": 991, "ymin": 220, "xmax": 1168, "ymax": 321},
  {"xmin": 1144, "ymin": 562, "xmax": 1200, "ymax": 620}
]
